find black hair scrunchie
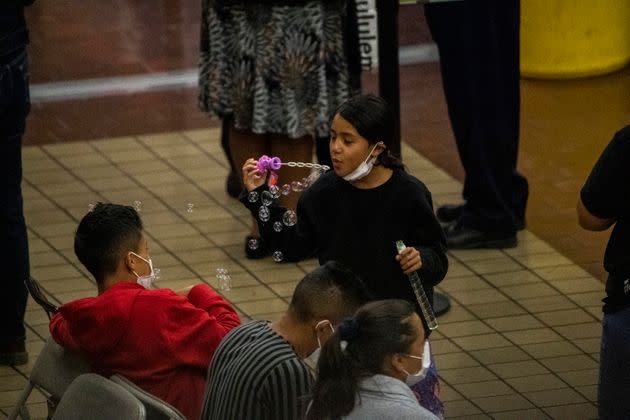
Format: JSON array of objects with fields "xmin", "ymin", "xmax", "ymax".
[{"xmin": 338, "ymin": 318, "xmax": 360, "ymax": 341}]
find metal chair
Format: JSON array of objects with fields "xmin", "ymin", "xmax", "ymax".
[
  {"xmin": 8, "ymin": 336, "xmax": 91, "ymax": 420},
  {"xmin": 24, "ymin": 276, "xmax": 59, "ymax": 320},
  {"xmin": 52, "ymin": 373, "xmax": 146, "ymax": 420},
  {"xmin": 110, "ymin": 374, "xmax": 187, "ymax": 420}
]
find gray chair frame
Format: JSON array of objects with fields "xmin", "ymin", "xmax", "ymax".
[
  {"xmin": 110, "ymin": 374, "xmax": 187, "ymax": 420},
  {"xmin": 8, "ymin": 336, "xmax": 91, "ymax": 420},
  {"xmin": 52, "ymin": 373, "xmax": 146, "ymax": 420}
]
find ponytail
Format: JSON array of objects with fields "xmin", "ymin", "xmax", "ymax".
[
  {"xmin": 307, "ymin": 332, "xmax": 359, "ymax": 420},
  {"xmin": 308, "ymin": 300, "xmax": 417, "ymax": 419}
]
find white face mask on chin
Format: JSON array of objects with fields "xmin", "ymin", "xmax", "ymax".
[
  {"xmin": 342, "ymin": 142, "xmax": 384, "ymax": 183},
  {"xmin": 130, "ymin": 252, "xmax": 156, "ymax": 289}
]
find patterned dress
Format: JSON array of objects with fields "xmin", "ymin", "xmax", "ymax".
[{"xmin": 198, "ymin": 0, "xmax": 352, "ymax": 139}]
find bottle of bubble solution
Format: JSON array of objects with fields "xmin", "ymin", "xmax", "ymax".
[{"xmin": 395, "ymin": 240, "xmax": 438, "ymax": 331}]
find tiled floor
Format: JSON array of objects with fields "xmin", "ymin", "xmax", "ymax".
[
  {"xmin": 0, "ymin": 129, "xmax": 600, "ymax": 419},
  {"xmin": 4, "ymin": 2, "xmax": 623, "ymax": 419}
]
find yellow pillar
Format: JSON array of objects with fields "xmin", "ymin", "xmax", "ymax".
[{"xmin": 521, "ymin": 1, "xmax": 630, "ymax": 79}]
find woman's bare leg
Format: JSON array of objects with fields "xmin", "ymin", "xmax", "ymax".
[{"xmin": 229, "ymin": 125, "xmax": 268, "ymax": 236}]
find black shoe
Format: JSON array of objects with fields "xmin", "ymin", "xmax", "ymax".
[
  {"xmin": 437, "ymin": 203, "xmax": 526, "ymax": 231},
  {"xmin": 244, "ymin": 235, "xmax": 270, "ymax": 259},
  {"xmin": 445, "ymin": 221, "xmax": 517, "ymax": 249},
  {"xmin": 433, "ymin": 292, "xmax": 451, "ymax": 317},
  {"xmin": 436, "ymin": 204, "xmax": 464, "ymax": 225},
  {"xmin": 0, "ymin": 337, "xmax": 28, "ymax": 366},
  {"xmin": 226, "ymin": 171, "xmax": 242, "ymax": 199}
]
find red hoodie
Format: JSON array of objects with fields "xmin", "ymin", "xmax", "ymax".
[{"xmin": 50, "ymin": 282, "xmax": 240, "ymax": 420}]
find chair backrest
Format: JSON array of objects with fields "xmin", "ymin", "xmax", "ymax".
[
  {"xmin": 110, "ymin": 374, "xmax": 187, "ymax": 420},
  {"xmin": 52, "ymin": 373, "xmax": 146, "ymax": 420},
  {"xmin": 25, "ymin": 276, "xmax": 59, "ymax": 320},
  {"xmin": 31, "ymin": 336, "xmax": 91, "ymax": 401}
]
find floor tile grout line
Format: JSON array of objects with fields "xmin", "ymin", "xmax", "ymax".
[
  {"xmin": 445, "ymin": 248, "xmax": 601, "ymax": 357},
  {"xmin": 20, "ymin": 133, "xmax": 601, "ymax": 413},
  {"xmin": 87, "ymin": 134, "xmax": 295, "ymax": 317},
  {"xmin": 31, "ymin": 142, "xmax": 231, "ymax": 303},
  {"xmin": 129, "ymin": 134, "xmax": 303, "ymax": 301},
  {"xmin": 44, "ymin": 144, "xmax": 218, "ymax": 247},
  {"xmin": 439, "ymin": 296, "xmax": 598, "ymax": 407},
  {"xmin": 439, "ymin": 252, "xmax": 600, "ymax": 408}
]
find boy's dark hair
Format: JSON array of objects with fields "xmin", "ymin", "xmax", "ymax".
[
  {"xmin": 288, "ymin": 261, "xmax": 371, "ymax": 325},
  {"xmin": 74, "ymin": 203, "xmax": 143, "ymax": 285}
]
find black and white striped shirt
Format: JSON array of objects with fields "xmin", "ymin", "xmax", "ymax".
[{"xmin": 201, "ymin": 320, "xmax": 313, "ymax": 420}]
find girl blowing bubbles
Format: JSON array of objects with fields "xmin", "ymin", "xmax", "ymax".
[{"xmin": 241, "ymin": 94, "xmax": 447, "ymax": 416}]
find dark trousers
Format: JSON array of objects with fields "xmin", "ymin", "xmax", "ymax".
[
  {"xmin": 425, "ymin": 0, "xmax": 528, "ymax": 233},
  {"xmin": 0, "ymin": 48, "xmax": 30, "ymax": 344},
  {"xmin": 599, "ymin": 305, "xmax": 630, "ymax": 418}
]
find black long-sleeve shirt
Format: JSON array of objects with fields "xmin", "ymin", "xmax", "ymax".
[
  {"xmin": 242, "ymin": 169, "xmax": 448, "ymax": 315},
  {"xmin": 581, "ymin": 125, "xmax": 630, "ymax": 313}
]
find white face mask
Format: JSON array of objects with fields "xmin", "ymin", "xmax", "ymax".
[
  {"xmin": 130, "ymin": 252, "xmax": 155, "ymax": 289},
  {"xmin": 304, "ymin": 320, "xmax": 335, "ymax": 370},
  {"xmin": 342, "ymin": 142, "xmax": 384, "ymax": 182},
  {"xmin": 402, "ymin": 340, "xmax": 431, "ymax": 386}
]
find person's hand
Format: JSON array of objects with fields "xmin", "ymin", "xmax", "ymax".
[
  {"xmin": 396, "ymin": 247, "xmax": 422, "ymax": 274},
  {"xmin": 242, "ymin": 158, "xmax": 267, "ymax": 192}
]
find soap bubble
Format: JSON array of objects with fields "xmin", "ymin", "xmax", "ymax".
[
  {"xmin": 282, "ymin": 210, "xmax": 297, "ymax": 226},
  {"xmin": 272, "ymin": 251, "xmax": 284, "ymax": 263},
  {"xmin": 273, "ymin": 221, "xmax": 283, "ymax": 232},
  {"xmin": 281, "ymin": 184, "xmax": 292, "ymax": 196},
  {"xmin": 306, "ymin": 171, "xmax": 322, "ymax": 185},
  {"xmin": 291, "ymin": 181, "xmax": 304, "ymax": 192},
  {"xmin": 269, "ymin": 185, "xmax": 281, "ymax": 199},
  {"xmin": 133, "ymin": 200, "xmax": 142, "ymax": 212},
  {"xmin": 187, "ymin": 203, "xmax": 194, "ymax": 213},
  {"xmin": 247, "ymin": 238, "xmax": 260, "ymax": 250},
  {"xmin": 261, "ymin": 190, "xmax": 274, "ymax": 206},
  {"xmin": 153, "ymin": 268, "xmax": 161, "ymax": 281},
  {"xmin": 216, "ymin": 268, "xmax": 231, "ymax": 292},
  {"xmin": 258, "ymin": 205, "xmax": 270, "ymax": 222},
  {"xmin": 247, "ymin": 191, "xmax": 259, "ymax": 203},
  {"xmin": 88, "ymin": 203, "xmax": 95, "ymax": 212}
]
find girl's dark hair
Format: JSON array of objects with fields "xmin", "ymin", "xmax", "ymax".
[
  {"xmin": 335, "ymin": 94, "xmax": 403, "ymax": 169},
  {"xmin": 307, "ymin": 299, "xmax": 418, "ymax": 420}
]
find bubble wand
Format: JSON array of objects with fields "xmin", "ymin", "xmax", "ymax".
[
  {"xmin": 256, "ymin": 155, "xmax": 330, "ymax": 187},
  {"xmin": 246, "ymin": 155, "xmax": 330, "ymax": 263},
  {"xmin": 395, "ymin": 240, "xmax": 439, "ymax": 330}
]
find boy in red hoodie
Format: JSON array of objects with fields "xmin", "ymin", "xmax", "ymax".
[{"xmin": 49, "ymin": 203, "xmax": 240, "ymax": 420}]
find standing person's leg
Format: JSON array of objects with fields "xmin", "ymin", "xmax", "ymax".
[
  {"xmin": 459, "ymin": 0, "xmax": 525, "ymax": 233},
  {"xmin": 229, "ymin": 126, "xmax": 269, "ymax": 258},
  {"xmin": 598, "ymin": 306, "xmax": 630, "ymax": 418},
  {"xmin": 496, "ymin": 0, "xmax": 528, "ymax": 227},
  {"xmin": 314, "ymin": 0, "xmax": 362, "ymax": 168},
  {"xmin": 425, "ymin": 1, "xmax": 474, "ymax": 224},
  {"xmin": 0, "ymin": 49, "xmax": 30, "ymax": 365},
  {"xmin": 439, "ymin": 0, "xmax": 526, "ymax": 248},
  {"xmin": 222, "ymin": 117, "xmax": 243, "ymax": 198}
]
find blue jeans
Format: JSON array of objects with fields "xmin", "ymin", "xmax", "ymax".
[
  {"xmin": 599, "ymin": 305, "xmax": 630, "ymax": 419},
  {"xmin": 0, "ymin": 48, "xmax": 30, "ymax": 345}
]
